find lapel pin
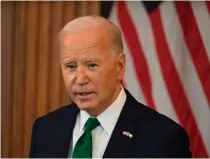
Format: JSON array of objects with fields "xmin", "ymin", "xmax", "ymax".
[{"xmin": 123, "ymin": 131, "xmax": 134, "ymax": 138}]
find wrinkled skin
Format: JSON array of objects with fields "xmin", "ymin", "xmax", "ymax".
[{"xmin": 59, "ymin": 26, "xmax": 125, "ymax": 116}]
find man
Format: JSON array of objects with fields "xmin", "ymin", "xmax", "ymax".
[{"xmin": 29, "ymin": 15, "xmax": 192, "ymax": 158}]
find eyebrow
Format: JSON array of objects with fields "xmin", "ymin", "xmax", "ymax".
[
  {"xmin": 85, "ymin": 59, "xmax": 102, "ymax": 63},
  {"xmin": 60, "ymin": 58, "xmax": 102, "ymax": 64},
  {"xmin": 60, "ymin": 58, "xmax": 74, "ymax": 64}
]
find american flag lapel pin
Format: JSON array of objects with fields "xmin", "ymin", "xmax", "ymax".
[{"xmin": 123, "ymin": 131, "xmax": 134, "ymax": 139}]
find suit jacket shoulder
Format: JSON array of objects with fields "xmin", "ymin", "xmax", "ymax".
[
  {"xmin": 34, "ymin": 104, "xmax": 78, "ymax": 126},
  {"xmin": 29, "ymin": 104, "xmax": 79, "ymax": 158},
  {"xmin": 103, "ymin": 89, "xmax": 192, "ymax": 158}
]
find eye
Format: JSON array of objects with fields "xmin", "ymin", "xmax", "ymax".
[
  {"xmin": 88, "ymin": 63, "xmax": 98, "ymax": 69},
  {"xmin": 65, "ymin": 64, "xmax": 76, "ymax": 71}
]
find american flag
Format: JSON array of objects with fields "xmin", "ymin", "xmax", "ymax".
[{"xmin": 101, "ymin": 1, "xmax": 210, "ymax": 157}]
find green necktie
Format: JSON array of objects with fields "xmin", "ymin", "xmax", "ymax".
[{"xmin": 72, "ymin": 117, "xmax": 100, "ymax": 158}]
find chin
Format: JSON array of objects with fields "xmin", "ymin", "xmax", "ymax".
[{"xmin": 76, "ymin": 101, "xmax": 96, "ymax": 110}]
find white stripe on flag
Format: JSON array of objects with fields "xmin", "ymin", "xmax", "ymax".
[
  {"xmin": 125, "ymin": 1, "xmax": 179, "ymax": 123},
  {"xmin": 109, "ymin": 3, "xmax": 147, "ymax": 105},
  {"xmin": 191, "ymin": 1, "xmax": 210, "ymax": 62},
  {"xmin": 160, "ymin": 1, "xmax": 210, "ymax": 155}
]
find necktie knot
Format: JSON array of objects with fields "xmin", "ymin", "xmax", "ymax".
[{"xmin": 85, "ymin": 117, "xmax": 100, "ymax": 132}]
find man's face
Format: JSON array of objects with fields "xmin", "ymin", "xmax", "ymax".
[{"xmin": 59, "ymin": 28, "xmax": 125, "ymax": 116}]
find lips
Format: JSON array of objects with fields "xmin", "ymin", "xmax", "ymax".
[
  {"xmin": 77, "ymin": 92, "xmax": 93, "ymax": 96},
  {"xmin": 75, "ymin": 92, "xmax": 95, "ymax": 98}
]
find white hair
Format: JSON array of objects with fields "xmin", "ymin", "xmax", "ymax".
[{"xmin": 59, "ymin": 15, "xmax": 123, "ymax": 55}]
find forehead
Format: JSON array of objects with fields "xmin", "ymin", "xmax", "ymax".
[
  {"xmin": 59, "ymin": 28, "xmax": 112, "ymax": 60},
  {"xmin": 60, "ymin": 40, "xmax": 108, "ymax": 61},
  {"xmin": 60, "ymin": 26, "xmax": 109, "ymax": 50},
  {"xmin": 60, "ymin": 48, "xmax": 103, "ymax": 62}
]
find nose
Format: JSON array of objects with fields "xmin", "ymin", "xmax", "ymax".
[{"xmin": 75, "ymin": 66, "xmax": 89, "ymax": 85}]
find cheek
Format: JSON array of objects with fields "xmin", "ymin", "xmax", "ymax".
[
  {"xmin": 93, "ymin": 68, "xmax": 118, "ymax": 89},
  {"xmin": 62, "ymin": 72, "xmax": 74, "ymax": 92}
]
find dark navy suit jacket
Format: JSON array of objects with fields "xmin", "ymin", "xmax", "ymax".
[{"xmin": 29, "ymin": 89, "xmax": 192, "ymax": 158}]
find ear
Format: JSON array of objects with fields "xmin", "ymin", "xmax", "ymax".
[{"xmin": 116, "ymin": 53, "xmax": 125, "ymax": 81}]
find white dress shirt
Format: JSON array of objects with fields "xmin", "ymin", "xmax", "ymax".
[{"xmin": 68, "ymin": 87, "xmax": 127, "ymax": 158}]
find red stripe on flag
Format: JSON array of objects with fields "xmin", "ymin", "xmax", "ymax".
[
  {"xmin": 117, "ymin": 1, "xmax": 156, "ymax": 110},
  {"xmin": 149, "ymin": 5, "xmax": 208, "ymax": 157},
  {"xmin": 175, "ymin": 1, "xmax": 210, "ymax": 106},
  {"xmin": 206, "ymin": 1, "xmax": 210, "ymax": 15}
]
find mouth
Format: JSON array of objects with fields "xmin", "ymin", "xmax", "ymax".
[{"xmin": 75, "ymin": 92, "xmax": 95, "ymax": 98}]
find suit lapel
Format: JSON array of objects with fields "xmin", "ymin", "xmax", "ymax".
[
  {"xmin": 103, "ymin": 89, "xmax": 147, "ymax": 158},
  {"xmin": 102, "ymin": 118, "xmax": 138, "ymax": 158},
  {"xmin": 50, "ymin": 104, "xmax": 79, "ymax": 158}
]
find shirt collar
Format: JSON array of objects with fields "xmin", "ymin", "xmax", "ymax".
[{"xmin": 79, "ymin": 86, "xmax": 127, "ymax": 135}]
